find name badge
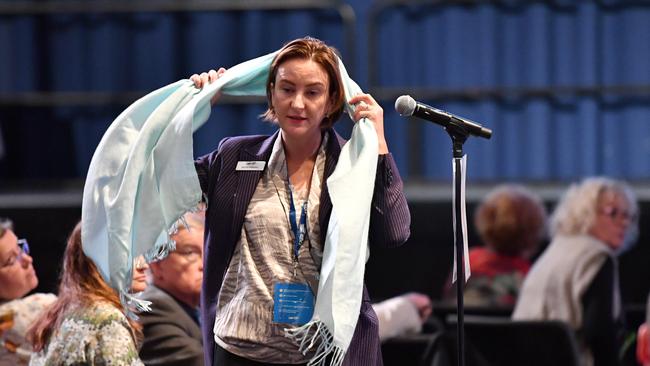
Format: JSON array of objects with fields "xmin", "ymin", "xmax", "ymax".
[
  {"xmin": 273, "ymin": 283, "xmax": 314, "ymax": 325},
  {"xmin": 236, "ymin": 161, "xmax": 266, "ymax": 171}
]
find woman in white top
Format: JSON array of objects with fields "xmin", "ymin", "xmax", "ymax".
[{"xmin": 514, "ymin": 177, "xmax": 639, "ymax": 366}]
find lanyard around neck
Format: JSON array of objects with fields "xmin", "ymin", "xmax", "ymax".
[{"xmin": 288, "ymin": 185, "xmax": 308, "ymax": 260}]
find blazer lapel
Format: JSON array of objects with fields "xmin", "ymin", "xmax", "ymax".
[
  {"xmin": 226, "ymin": 128, "xmax": 342, "ymax": 250},
  {"xmin": 229, "ymin": 131, "xmax": 278, "ymax": 243}
]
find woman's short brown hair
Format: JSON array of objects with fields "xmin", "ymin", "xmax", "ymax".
[
  {"xmin": 474, "ymin": 184, "xmax": 548, "ymax": 257},
  {"xmin": 261, "ymin": 37, "xmax": 346, "ymax": 129}
]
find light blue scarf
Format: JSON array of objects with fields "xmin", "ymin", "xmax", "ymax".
[{"xmin": 81, "ymin": 49, "xmax": 377, "ymax": 366}]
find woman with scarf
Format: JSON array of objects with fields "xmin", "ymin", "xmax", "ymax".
[{"xmin": 190, "ymin": 37, "xmax": 410, "ymax": 366}]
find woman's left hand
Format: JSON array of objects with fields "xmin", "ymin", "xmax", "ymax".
[{"xmin": 349, "ymin": 93, "xmax": 389, "ymax": 154}]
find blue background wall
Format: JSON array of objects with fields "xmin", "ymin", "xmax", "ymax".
[{"xmin": 1, "ymin": 0, "xmax": 648, "ymax": 183}]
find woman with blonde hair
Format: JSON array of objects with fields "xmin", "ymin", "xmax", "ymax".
[
  {"xmin": 514, "ymin": 177, "xmax": 639, "ymax": 366},
  {"xmin": 28, "ymin": 222, "xmax": 144, "ymax": 366}
]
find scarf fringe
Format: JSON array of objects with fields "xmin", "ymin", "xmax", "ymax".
[
  {"xmin": 144, "ymin": 237, "xmax": 177, "ymax": 263},
  {"xmin": 285, "ymin": 320, "xmax": 345, "ymax": 366},
  {"xmin": 120, "ymin": 290, "xmax": 152, "ymax": 320},
  {"xmin": 143, "ymin": 201, "xmax": 204, "ymax": 263},
  {"xmin": 126, "ymin": 203, "xmax": 206, "ymax": 318}
]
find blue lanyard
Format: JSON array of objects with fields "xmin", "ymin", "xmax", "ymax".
[{"xmin": 288, "ymin": 186, "xmax": 308, "ymax": 260}]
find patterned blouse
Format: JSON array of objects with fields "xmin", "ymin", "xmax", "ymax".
[
  {"xmin": 29, "ymin": 301, "xmax": 143, "ymax": 366},
  {"xmin": 213, "ymin": 133, "xmax": 327, "ymax": 363},
  {"xmin": 0, "ymin": 293, "xmax": 56, "ymax": 366},
  {"xmin": 444, "ymin": 247, "xmax": 531, "ymax": 307}
]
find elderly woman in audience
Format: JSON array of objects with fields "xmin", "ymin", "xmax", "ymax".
[
  {"xmin": 514, "ymin": 177, "xmax": 639, "ymax": 366},
  {"xmin": 0, "ymin": 218, "xmax": 56, "ymax": 365},
  {"xmin": 27, "ymin": 222, "xmax": 144, "ymax": 366},
  {"xmin": 444, "ymin": 184, "xmax": 548, "ymax": 307}
]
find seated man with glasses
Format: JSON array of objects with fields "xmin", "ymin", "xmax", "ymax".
[
  {"xmin": 0, "ymin": 218, "xmax": 56, "ymax": 365},
  {"xmin": 139, "ymin": 210, "xmax": 205, "ymax": 366}
]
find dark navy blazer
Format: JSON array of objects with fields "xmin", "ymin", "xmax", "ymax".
[{"xmin": 195, "ymin": 128, "xmax": 411, "ymax": 366}]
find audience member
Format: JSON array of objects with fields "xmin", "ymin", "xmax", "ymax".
[
  {"xmin": 447, "ymin": 184, "xmax": 547, "ymax": 307},
  {"xmin": 138, "ymin": 211, "xmax": 205, "ymax": 366},
  {"xmin": 513, "ymin": 177, "xmax": 638, "ymax": 366},
  {"xmin": 0, "ymin": 218, "xmax": 55, "ymax": 365},
  {"xmin": 28, "ymin": 222, "xmax": 144, "ymax": 366},
  {"xmin": 131, "ymin": 255, "xmax": 149, "ymax": 294},
  {"xmin": 373, "ymin": 292, "xmax": 432, "ymax": 342},
  {"xmin": 637, "ymin": 294, "xmax": 650, "ymax": 366}
]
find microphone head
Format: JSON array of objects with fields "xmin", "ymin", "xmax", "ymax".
[{"xmin": 395, "ymin": 95, "xmax": 416, "ymax": 116}]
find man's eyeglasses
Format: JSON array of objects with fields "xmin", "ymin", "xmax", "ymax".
[
  {"xmin": 170, "ymin": 248, "xmax": 202, "ymax": 263},
  {"xmin": 599, "ymin": 206, "xmax": 637, "ymax": 222},
  {"xmin": 1, "ymin": 239, "xmax": 30, "ymax": 268}
]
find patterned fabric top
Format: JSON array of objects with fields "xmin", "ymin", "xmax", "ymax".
[
  {"xmin": 29, "ymin": 301, "xmax": 143, "ymax": 366},
  {"xmin": 444, "ymin": 247, "xmax": 531, "ymax": 307},
  {"xmin": 464, "ymin": 247, "xmax": 531, "ymax": 307},
  {"xmin": 213, "ymin": 132, "xmax": 327, "ymax": 363},
  {"xmin": 0, "ymin": 293, "xmax": 56, "ymax": 366}
]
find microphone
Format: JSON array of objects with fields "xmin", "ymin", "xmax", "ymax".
[{"xmin": 395, "ymin": 95, "xmax": 492, "ymax": 139}]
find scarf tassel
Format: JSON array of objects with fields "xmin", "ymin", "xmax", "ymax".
[
  {"xmin": 143, "ymin": 202, "xmax": 204, "ymax": 263},
  {"xmin": 285, "ymin": 320, "xmax": 345, "ymax": 366},
  {"xmin": 144, "ymin": 237, "xmax": 177, "ymax": 263},
  {"xmin": 120, "ymin": 291, "xmax": 152, "ymax": 320}
]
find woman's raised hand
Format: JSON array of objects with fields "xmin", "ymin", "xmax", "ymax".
[
  {"xmin": 349, "ymin": 93, "xmax": 389, "ymax": 154},
  {"xmin": 190, "ymin": 67, "xmax": 226, "ymax": 106}
]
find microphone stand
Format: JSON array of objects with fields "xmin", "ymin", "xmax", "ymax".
[{"xmin": 447, "ymin": 121, "xmax": 469, "ymax": 366}]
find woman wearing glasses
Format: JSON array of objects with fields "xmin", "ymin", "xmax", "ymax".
[
  {"xmin": 514, "ymin": 177, "xmax": 639, "ymax": 366},
  {"xmin": 0, "ymin": 218, "xmax": 56, "ymax": 365}
]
